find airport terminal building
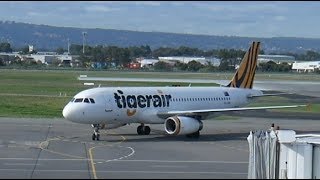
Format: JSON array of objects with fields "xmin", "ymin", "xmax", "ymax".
[
  {"xmin": 292, "ymin": 61, "xmax": 320, "ymax": 72},
  {"xmin": 257, "ymin": 55, "xmax": 296, "ymax": 64},
  {"xmin": 158, "ymin": 56, "xmax": 221, "ymax": 66}
]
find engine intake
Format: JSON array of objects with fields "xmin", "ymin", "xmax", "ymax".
[{"xmin": 164, "ymin": 116, "xmax": 203, "ymax": 135}]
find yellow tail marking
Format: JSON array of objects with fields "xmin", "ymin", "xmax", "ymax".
[{"xmin": 227, "ymin": 41, "xmax": 260, "ymax": 89}]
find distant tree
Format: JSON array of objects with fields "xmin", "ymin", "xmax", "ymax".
[
  {"xmin": 0, "ymin": 42, "xmax": 12, "ymax": 53},
  {"xmin": 305, "ymin": 51, "xmax": 320, "ymax": 61},
  {"xmin": 204, "ymin": 49, "xmax": 219, "ymax": 57},
  {"xmin": 259, "ymin": 61, "xmax": 278, "ymax": 72},
  {"xmin": 199, "ymin": 61, "xmax": 218, "ymax": 72},
  {"xmin": 152, "ymin": 47, "xmax": 180, "ymax": 57},
  {"xmin": 56, "ymin": 47, "xmax": 66, "ymax": 55},
  {"xmin": 154, "ymin": 61, "xmax": 172, "ymax": 71},
  {"xmin": 142, "ymin": 45, "xmax": 152, "ymax": 57},
  {"xmin": 277, "ymin": 62, "xmax": 292, "ymax": 72},
  {"xmin": 219, "ymin": 60, "xmax": 234, "ymax": 71},
  {"xmin": 175, "ymin": 61, "xmax": 188, "ymax": 71},
  {"xmin": 78, "ymin": 54, "xmax": 91, "ymax": 68},
  {"xmin": 217, "ymin": 49, "xmax": 245, "ymax": 70},
  {"xmin": 118, "ymin": 48, "xmax": 131, "ymax": 66},
  {"xmin": 187, "ymin": 60, "xmax": 204, "ymax": 71},
  {"xmin": 0, "ymin": 57, "xmax": 5, "ymax": 66},
  {"xmin": 70, "ymin": 44, "xmax": 83, "ymax": 55},
  {"xmin": 19, "ymin": 46, "xmax": 30, "ymax": 54}
]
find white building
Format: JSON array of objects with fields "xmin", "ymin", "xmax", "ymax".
[
  {"xmin": 292, "ymin": 61, "xmax": 320, "ymax": 73},
  {"xmin": 158, "ymin": 56, "xmax": 221, "ymax": 66},
  {"xmin": 139, "ymin": 59, "xmax": 159, "ymax": 68},
  {"xmin": 28, "ymin": 45, "xmax": 34, "ymax": 52},
  {"xmin": 258, "ymin": 55, "xmax": 296, "ymax": 64},
  {"xmin": 28, "ymin": 54, "xmax": 72, "ymax": 65}
]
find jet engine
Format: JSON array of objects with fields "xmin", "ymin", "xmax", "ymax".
[
  {"xmin": 100, "ymin": 123, "xmax": 127, "ymax": 129},
  {"xmin": 164, "ymin": 116, "xmax": 203, "ymax": 135}
]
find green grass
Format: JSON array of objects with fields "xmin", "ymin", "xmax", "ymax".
[
  {"xmin": 248, "ymin": 96, "xmax": 320, "ymax": 113},
  {"xmin": 0, "ymin": 69, "xmax": 319, "ymax": 118},
  {"xmin": 270, "ymin": 104, "xmax": 320, "ymax": 113},
  {"xmin": 213, "ymin": 115, "xmax": 240, "ymax": 120},
  {"xmin": 0, "ymin": 95, "xmax": 70, "ymax": 118},
  {"xmin": 0, "ymin": 69, "xmax": 219, "ymax": 118}
]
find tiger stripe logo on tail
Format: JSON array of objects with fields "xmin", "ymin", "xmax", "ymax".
[{"xmin": 226, "ymin": 41, "xmax": 260, "ymax": 89}]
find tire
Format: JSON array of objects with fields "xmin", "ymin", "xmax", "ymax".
[
  {"xmin": 96, "ymin": 134, "xmax": 100, "ymax": 141},
  {"xmin": 144, "ymin": 126, "xmax": 151, "ymax": 135},
  {"xmin": 92, "ymin": 134, "xmax": 96, "ymax": 140},
  {"xmin": 137, "ymin": 125, "xmax": 143, "ymax": 135}
]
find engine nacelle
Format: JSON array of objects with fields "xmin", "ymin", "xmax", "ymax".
[
  {"xmin": 100, "ymin": 123, "xmax": 126, "ymax": 130},
  {"xmin": 164, "ymin": 116, "xmax": 203, "ymax": 135}
]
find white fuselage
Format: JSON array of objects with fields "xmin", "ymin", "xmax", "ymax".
[{"xmin": 62, "ymin": 86, "xmax": 263, "ymax": 125}]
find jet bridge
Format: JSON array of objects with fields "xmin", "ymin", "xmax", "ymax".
[{"xmin": 247, "ymin": 129, "xmax": 320, "ymax": 179}]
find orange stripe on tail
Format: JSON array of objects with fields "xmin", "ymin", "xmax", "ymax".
[{"xmin": 226, "ymin": 41, "xmax": 260, "ymax": 89}]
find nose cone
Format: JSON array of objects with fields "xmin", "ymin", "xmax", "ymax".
[
  {"xmin": 62, "ymin": 104, "xmax": 70, "ymax": 120},
  {"xmin": 63, "ymin": 104, "xmax": 78, "ymax": 122}
]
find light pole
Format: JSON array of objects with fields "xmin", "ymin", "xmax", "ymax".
[{"xmin": 82, "ymin": 32, "xmax": 87, "ymax": 54}]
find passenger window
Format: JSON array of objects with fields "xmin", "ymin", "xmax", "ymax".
[
  {"xmin": 89, "ymin": 98, "xmax": 95, "ymax": 103},
  {"xmin": 74, "ymin": 98, "xmax": 83, "ymax": 103},
  {"xmin": 84, "ymin": 98, "xmax": 90, "ymax": 103}
]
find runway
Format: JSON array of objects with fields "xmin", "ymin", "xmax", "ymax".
[{"xmin": 0, "ymin": 117, "xmax": 320, "ymax": 179}]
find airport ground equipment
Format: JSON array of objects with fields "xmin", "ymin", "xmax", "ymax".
[{"xmin": 247, "ymin": 129, "xmax": 320, "ymax": 179}]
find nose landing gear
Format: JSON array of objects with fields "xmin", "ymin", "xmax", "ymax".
[{"xmin": 91, "ymin": 124, "xmax": 100, "ymax": 141}]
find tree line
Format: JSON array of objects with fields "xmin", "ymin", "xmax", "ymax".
[{"xmin": 0, "ymin": 42, "xmax": 320, "ymax": 73}]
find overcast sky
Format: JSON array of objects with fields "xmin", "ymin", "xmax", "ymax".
[{"xmin": 0, "ymin": 1, "xmax": 319, "ymax": 38}]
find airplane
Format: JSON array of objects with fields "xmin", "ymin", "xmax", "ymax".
[{"xmin": 62, "ymin": 41, "xmax": 306, "ymax": 140}]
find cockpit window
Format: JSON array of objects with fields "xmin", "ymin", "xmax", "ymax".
[
  {"xmin": 89, "ymin": 98, "xmax": 95, "ymax": 103},
  {"xmin": 74, "ymin": 98, "xmax": 83, "ymax": 103},
  {"xmin": 84, "ymin": 98, "xmax": 90, "ymax": 103},
  {"xmin": 70, "ymin": 98, "xmax": 75, "ymax": 102}
]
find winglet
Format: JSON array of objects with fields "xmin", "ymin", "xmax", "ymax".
[
  {"xmin": 226, "ymin": 41, "xmax": 260, "ymax": 89},
  {"xmin": 306, "ymin": 103, "xmax": 312, "ymax": 111}
]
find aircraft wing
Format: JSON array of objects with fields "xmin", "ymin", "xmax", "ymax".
[
  {"xmin": 157, "ymin": 105, "xmax": 307, "ymax": 117},
  {"xmin": 247, "ymin": 92, "xmax": 293, "ymax": 98}
]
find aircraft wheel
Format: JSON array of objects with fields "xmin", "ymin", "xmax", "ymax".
[
  {"xmin": 92, "ymin": 133, "xmax": 96, "ymax": 140},
  {"xmin": 137, "ymin": 125, "xmax": 143, "ymax": 135},
  {"xmin": 96, "ymin": 134, "xmax": 100, "ymax": 141},
  {"xmin": 144, "ymin": 126, "xmax": 151, "ymax": 135}
]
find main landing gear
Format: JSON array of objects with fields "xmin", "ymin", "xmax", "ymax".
[
  {"xmin": 137, "ymin": 123, "xmax": 151, "ymax": 135},
  {"xmin": 91, "ymin": 124, "xmax": 100, "ymax": 141}
]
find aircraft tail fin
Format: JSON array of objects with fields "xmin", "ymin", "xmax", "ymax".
[{"xmin": 226, "ymin": 41, "xmax": 260, "ymax": 89}]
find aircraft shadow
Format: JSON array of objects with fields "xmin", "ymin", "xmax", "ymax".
[
  {"xmin": 98, "ymin": 132, "xmax": 250, "ymax": 143},
  {"xmin": 96, "ymin": 129, "xmax": 320, "ymax": 143}
]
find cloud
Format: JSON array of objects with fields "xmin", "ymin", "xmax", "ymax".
[
  {"xmin": 170, "ymin": 2, "xmax": 185, "ymax": 6},
  {"xmin": 274, "ymin": 15, "xmax": 287, "ymax": 21},
  {"xmin": 27, "ymin": 12, "xmax": 41, "ymax": 16},
  {"xmin": 194, "ymin": 2, "xmax": 288, "ymax": 14},
  {"xmin": 134, "ymin": 1, "xmax": 161, "ymax": 6},
  {"xmin": 84, "ymin": 5, "xmax": 120, "ymax": 13}
]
